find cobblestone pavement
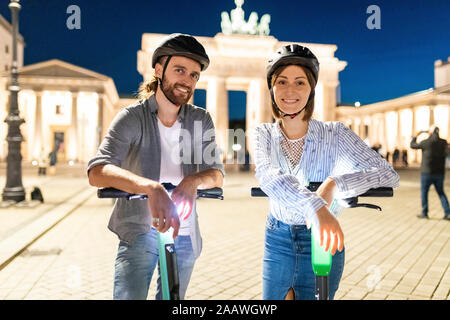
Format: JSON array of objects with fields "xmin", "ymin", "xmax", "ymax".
[{"xmin": 0, "ymin": 165, "xmax": 448, "ymax": 300}]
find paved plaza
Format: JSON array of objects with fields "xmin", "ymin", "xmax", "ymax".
[{"xmin": 0, "ymin": 164, "xmax": 448, "ymax": 300}]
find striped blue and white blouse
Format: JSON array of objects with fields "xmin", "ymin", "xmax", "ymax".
[{"xmin": 253, "ymin": 119, "xmax": 400, "ymax": 225}]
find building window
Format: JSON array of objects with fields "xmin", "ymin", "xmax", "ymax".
[
  {"xmin": 55, "ymin": 105, "xmax": 63, "ymax": 115},
  {"xmin": 5, "ymin": 45, "xmax": 9, "ymax": 54},
  {"xmin": 4, "ymin": 65, "xmax": 8, "ymax": 72}
]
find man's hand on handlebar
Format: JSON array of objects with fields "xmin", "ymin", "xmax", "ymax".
[
  {"xmin": 170, "ymin": 175, "xmax": 199, "ymax": 222},
  {"xmin": 148, "ymin": 183, "xmax": 180, "ymax": 238},
  {"xmin": 96, "ymin": 179, "xmax": 224, "ymax": 239}
]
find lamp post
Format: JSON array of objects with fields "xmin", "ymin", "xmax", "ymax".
[{"xmin": 2, "ymin": 0, "xmax": 25, "ymax": 202}]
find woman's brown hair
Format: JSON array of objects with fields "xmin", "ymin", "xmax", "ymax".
[{"xmin": 270, "ymin": 64, "xmax": 317, "ymax": 121}]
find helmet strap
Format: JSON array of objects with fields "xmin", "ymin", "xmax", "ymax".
[
  {"xmin": 270, "ymin": 89, "xmax": 310, "ymax": 119},
  {"xmin": 282, "ymin": 106, "xmax": 306, "ymax": 119},
  {"xmin": 161, "ymin": 55, "xmax": 172, "ymax": 83}
]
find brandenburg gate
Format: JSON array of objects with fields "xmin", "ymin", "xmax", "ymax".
[{"xmin": 136, "ymin": 1, "xmax": 347, "ymax": 159}]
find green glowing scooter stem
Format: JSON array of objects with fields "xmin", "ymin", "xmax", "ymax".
[
  {"xmin": 311, "ymin": 223, "xmax": 332, "ymax": 300},
  {"xmin": 311, "ymin": 224, "xmax": 332, "ymax": 276},
  {"xmin": 158, "ymin": 228, "xmax": 180, "ymax": 301},
  {"xmin": 311, "ymin": 199, "xmax": 341, "ymax": 300}
]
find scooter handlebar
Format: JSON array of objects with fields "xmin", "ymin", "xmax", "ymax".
[
  {"xmin": 251, "ymin": 187, "xmax": 268, "ymax": 197},
  {"xmin": 251, "ymin": 186, "xmax": 393, "ymax": 198},
  {"xmin": 98, "ymin": 183, "xmax": 223, "ymax": 200},
  {"xmin": 359, "ymin": 187, "xmax": 393, "ymax": 197},
  {"xmin": 251, "ymin": 185, "xmax": 393, "ymax": 210}
]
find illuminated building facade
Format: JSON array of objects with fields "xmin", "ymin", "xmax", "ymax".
[
  {"xmin": 0, "ymin": 8, "xmax": 448, "ymax": 166},
  {"xmin": 336, "ymin": 58, "xmax": 450, "ymax": 164}
]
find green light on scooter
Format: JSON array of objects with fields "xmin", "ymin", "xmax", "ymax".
[
  {"xmin": 311, "ymin": 224, "xmax": 332, "ymax": 277},
  {"xmin": 158, "ymin": 228, "xmax": 174, "ymax": 300}
]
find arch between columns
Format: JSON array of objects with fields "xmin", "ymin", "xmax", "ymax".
[{"xmin": 195, "ymin": 76, "xmax": 271, "ymax": 163}]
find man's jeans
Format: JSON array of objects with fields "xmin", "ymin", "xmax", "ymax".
[
  {"xmin": 262, "ymin": 214, "xmax": 345, "ymax": 300},
  {"xmin": 113, "ymin": 227, "xmax": 195, "ymax": 300},
  {"xmin": 421, "ymin": 173, "xmax": 450, "ymax": 216}
]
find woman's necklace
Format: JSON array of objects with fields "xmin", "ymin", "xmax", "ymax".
[{"xmin": 279, "ymin": 126, "xmax": 306, "ymax": 170}]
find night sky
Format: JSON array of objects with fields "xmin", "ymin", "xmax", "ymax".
[{"xmin": 0, "ymin": 0, "xmax": 449, "ymax": 119}]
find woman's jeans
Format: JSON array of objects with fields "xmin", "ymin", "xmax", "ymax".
[
  {"xmin": 113, "ymin": 227, "xmax": 196, "ymax": 300},
  {"xmin": 262, "ymin": 214, "xmax": 345, "ymax": 300}
]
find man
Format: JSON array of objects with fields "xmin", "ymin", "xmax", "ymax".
[
  {"xmin": 410, "ymin": 126, "xmax": 450, "ymax": 220},
  {"xmin": 88, "ymin": 33, "xmax": 224, "ymax": 299}
]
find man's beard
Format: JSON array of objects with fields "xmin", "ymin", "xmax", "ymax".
[{"xmin": 161, "ymin": 78, "xmax": 193, "ymax": 106}]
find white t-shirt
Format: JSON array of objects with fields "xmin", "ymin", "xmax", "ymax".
[{"xmin": 157, "ymin": 118, "xmax": 193, "ymax": 235}]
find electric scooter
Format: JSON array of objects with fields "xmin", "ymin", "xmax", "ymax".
[
  {"xmin": 251, "ymin": 182, "xmax": 393, "ymax": 300},
  {"xmin": 98, "ymin": 183, "xmax": 223, "ymax": 300}
]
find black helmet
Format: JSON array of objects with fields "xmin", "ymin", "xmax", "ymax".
[
  {"xmin": 152, "ymin": 33, "xmax": 210, "ymax": 71},
  {"xmin": 266, "ymin": 44, "xmax": 319, "ymax": 89}
]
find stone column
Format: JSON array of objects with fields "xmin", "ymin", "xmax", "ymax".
[
  {"xmin": 68, "ymin": 92, "xmax": 78, "ymax": 161},
  {"xmin": 321, "ymin": 81, "xmax": 339, "ymax": 122},
  {"xmin": 411, "ymin": 107, "xmax": 419, "ymax": 164},
  {"xmin": 372, "ymin": 114, "xmax": 384, "ymax": 147},
  {"xmin": 396, "ymin": 109, "xmax": 402, "ymax": 148},
  {"xmin": 206, "ymin": 77, "xmax": 228, "ymax": 160},
  {"xmin": 381, "ymin": 113, "xmax": 388, "ymax": 156},
  {"xmin": 362, "ymin": 118, "xmax": 368, "ymax": 140},
  {"xmin": 448, "ymin": 105, "xmax": 450, "ymax": 141},
  {"xmin": 429, "ymin": 105, "xmax": 435, "ymax": 127},
  {"xmin": 34, "ymin": 90, "xmax": 43, "ymax": 158},
  {"xmin": 354, "ymin": 117, "xmax": 360, "ymax": 136},
  {"xmin": 359, "ymin": 118, "xmax": 365, "ymax": 138},
  {"xmin": 97, "ymin": 93, "xmax": 104, "ymax": 149},
  {"xmin": 369, "ymin": 114, "xmax": 376, "ymax": 146},
  {"xmin": 246, "ymin": 78, "xmax": 270, "ymax": 162}
]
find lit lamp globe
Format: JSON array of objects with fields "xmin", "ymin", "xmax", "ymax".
[{"xmin": 232, "ymin": 144, "xmax": 242, "ymax": 152}]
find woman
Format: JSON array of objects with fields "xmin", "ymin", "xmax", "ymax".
[{"xmin": 253, "ymin": 44, "xmax": 399, "ymax": 300}]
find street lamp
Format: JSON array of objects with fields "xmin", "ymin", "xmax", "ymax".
[{"xmin": 2, "ymin": 0, "xmax": 26, "ymax": 202}]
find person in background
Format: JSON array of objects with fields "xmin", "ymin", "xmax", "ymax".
[
  {"xmin": 38, "ymin": 147, "xmax": 48, "ymax": 176},
  {"xmin": 401, "ymin": 150, "xmax": 408, "ymax": 167},
  {"xmin": 411, "ymin": 126, "xmax": 450, "ymax": 220},
  {"xmin": 48, "ymin": 148, "xmax": 57, "ymax": 176},
  {"xmin": 393, "ymin": 148, "xmax": 400, "ymax": 167}
]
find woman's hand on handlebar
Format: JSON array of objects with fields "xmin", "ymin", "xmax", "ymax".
[
  {"xmin": 147, "ymin": 183, "xmax": 180, "ymax": 238},
  {"xmin": 313, "ymin": 206, "xmax": 344, "ymax": 256},
  {"xmin": 314, "ymin": 177, "xmax": 344, "ymax": 254}
]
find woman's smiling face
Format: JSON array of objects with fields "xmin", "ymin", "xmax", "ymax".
[{"xmin": 272, "ymin": 65, "xmax": 312, "ymax": 116}]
